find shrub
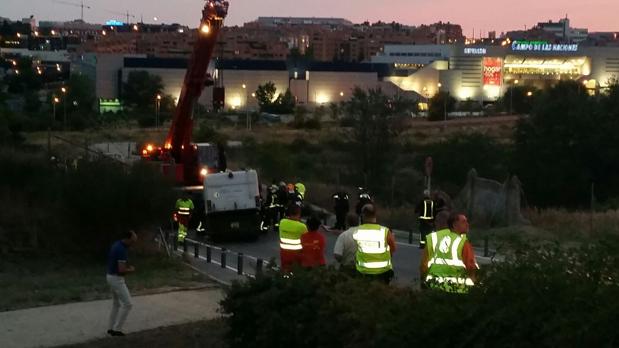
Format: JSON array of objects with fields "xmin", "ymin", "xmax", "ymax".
[
  {"xmin": 222, "ymin": 239, "xmax": 619, "ymax": 347},
  {"xmin": 0, "ymin": 150, "xmax": 175, "ymax": 254}
]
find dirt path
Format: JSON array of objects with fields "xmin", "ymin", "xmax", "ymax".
[{"xmin": 0, "ymin": 288, "xmax": 224, "ymax": 348}]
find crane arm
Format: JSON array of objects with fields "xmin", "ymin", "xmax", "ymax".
[{"xmin": 164, "ymin": 0, "xmax": 228, "ymax": 161}]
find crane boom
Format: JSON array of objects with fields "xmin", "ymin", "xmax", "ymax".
[{"xmin": 142, "ymin": 0, "xmax": 229, "ymax": 185}]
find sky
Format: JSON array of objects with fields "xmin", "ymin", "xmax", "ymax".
[{"xmin": 2, "ymin": 0, "xmax": 618, "ymax": 35}]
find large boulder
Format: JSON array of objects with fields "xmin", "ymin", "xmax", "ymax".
[{"xmin": 454, "ymin": 169, "xmax": 529, "ymax": 227}]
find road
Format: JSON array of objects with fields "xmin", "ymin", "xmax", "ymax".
[{"xmin": 179, "ymin": 228, "xmax": 425, "ymax": 286}]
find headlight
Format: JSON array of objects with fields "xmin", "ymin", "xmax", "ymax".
[{"xmin": 200, "ymin": 168, "xmax": 208, "ymax": 177}]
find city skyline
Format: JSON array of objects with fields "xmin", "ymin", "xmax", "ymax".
[{"xmin": 2, "ymin": 0, "xmax": 618, "ymax": 34}]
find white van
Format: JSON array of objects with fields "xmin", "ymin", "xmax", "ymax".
[{"xmin": 203, "ymin": 170, "xmax": 262, "ymax": 241}]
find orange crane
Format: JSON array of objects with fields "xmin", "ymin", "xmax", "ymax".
[{"xmin": 142, "ymin": 0, "xmax": 229, "ymax": 186}]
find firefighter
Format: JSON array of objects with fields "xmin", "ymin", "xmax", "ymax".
[
  {"xmin": 352, "ymin": 204, "xmax": 396, "ymax": 284},
  {"xmin": 332, "ymin": 191, "xmax": 350, "ymax": 230},
  {"xmin": 275, "ymin": 182, "xmax": 288, "ymax": 226},
  {"xmin": 287, "ymin": 183, "xmax": 303, "ymax": 207},
  {"xmin": 263, "ymin": 183, "xmax": 280, "ymax": 231},
  {"xmin": 355, "ymin": 187, "xmax": 373, "ymax": 221},
  {"xmin": 174, "ymin": 191, "xmax": 194, "ymax": 243},
  {"xmin": 415, "ymin": 190, "xmax": 435, "ymax": 249},
  {"xmin": 295, "ymin": 182, "xmax": 306, "ymax": 200},
  {"xmin": 420, "ymin": 211, "xmax": 478, "ymax": 293},
  {"xmin": 279, "ymin": 204, "xmax": 307, "ymax": 273}
]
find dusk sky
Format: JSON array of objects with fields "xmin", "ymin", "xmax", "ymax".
[{"xmin": 2, "ymin": 0, "xmax": 618, "ymax": 35}]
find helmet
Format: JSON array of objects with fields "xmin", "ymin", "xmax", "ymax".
[{"xmin": 295, "ymin": 183, "xmax": 306, "ymax": 196}]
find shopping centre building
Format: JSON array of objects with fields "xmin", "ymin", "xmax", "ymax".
[
  {"xmin": 375, "ymin": 41, "xmax": 619, "ymax": 103},
  {"xmin": 77, "ymin": 40, "xmax": 619, "ymax": 112}
]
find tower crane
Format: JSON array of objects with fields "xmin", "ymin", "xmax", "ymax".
[{"xmin": 52, "ymin": 0, "xmax": 90, "ymax": 21}]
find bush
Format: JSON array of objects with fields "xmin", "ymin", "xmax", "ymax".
[
  {"xmin": 222, "ymin": 239, "xmax": 619, "ymax": 347},
  {"xmin": 0, "ymin": 150, "xmax": 175, "ymax": 254}
]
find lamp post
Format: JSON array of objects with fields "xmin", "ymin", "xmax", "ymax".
[
  {"xmin": 510, "ymin": 79, "xmax": 519, "ymax": 114},
  {"xmin": 155, "ymin": 94, "xmax": 161, "ymax": 128},
  {"xmin": 242, "ymin": 84, "xmax": 250, "ymax": 131},
  {"xmin": 61, "ymin": 87, "xmax": 67, "ymax": 130},
  {"xmin": 438, "ymin": 82, "xmax": 447, "ymax": 122},
  {"xmin": 49, "ymin": 97, "xmax": 59, "ymax": 158}
]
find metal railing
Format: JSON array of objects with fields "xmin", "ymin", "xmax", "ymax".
[{"xmin": 160, "ymin": 228, "xmax": 275, "ymax": 278}]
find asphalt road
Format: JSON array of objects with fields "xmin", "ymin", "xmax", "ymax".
[{"xmin": 181, "ymin": 227, "xmax": 425, "ymax": 286}]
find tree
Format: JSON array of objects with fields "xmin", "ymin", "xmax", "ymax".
[
  {"xmin": 428, "ymin": 91, "xmax": 456, "ymax": 121},
  {"xmin": 255, "ymin": 82, "xmax": 295, "ymax": 114},
  {"xmin": 513, "ymin": 80, "xmax": 619, "ymax": 208},
  {"xmin": 343, "ymin": 87, "xmax": 400, "ymax": 197},
  {"xmin": 123, "ymin": 71, "xmax": 164, "ymax": 110},
  {"xmin": 255, "ymin": 81, "xmax": 277, "ymax": 110},
  {"xmin": 498, "ymin": 86, "xmax": 539, "ymax": 114}
]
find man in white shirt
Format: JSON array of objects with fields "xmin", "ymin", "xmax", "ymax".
[{"xmin": 333, "ymin": 213, "xmax": 359, "ymax": 275}]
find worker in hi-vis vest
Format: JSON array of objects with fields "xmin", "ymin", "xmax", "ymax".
[
  {"xmin": 278, "ymin": 204, "xmax": 307, "ymax": 272},
  {"xmin": 174, "ymin": 191, "xmax": 194, "ymax": 243},
  {"xmin": 352, "ymin": 204, "xmax": 397, "ymax": 284},
  {"xmin": 415, "ymin": 190, "xmax": 435, "ymax": 249},
  {"xmin": 420, "ymin": 211, "xmax": 479, "ymax": 294}
]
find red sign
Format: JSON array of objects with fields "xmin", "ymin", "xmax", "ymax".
[{"xmin": 483, "ymin": 57, "xmax": 503, "ymax": 86}]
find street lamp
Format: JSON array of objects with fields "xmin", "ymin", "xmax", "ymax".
[
  {"xmin": 438, "ymin": 83, "xmax": 448, "ymax": 122},
  {"xmin": 49, "ymin": 97, "xmax": 60, "ymax": 156},
  {"xmin": 61, "ymin": 87, "xmax": 67, "ymax": 130},
  {"xmin": 155, "ymin": 94, "xmax": 162, "ymax": 128},
  {"xmin": 242, "ymin": 84, "xmax": 251, "ymax": 131},
  {"xmin": 510, "ymin": 79, "xmax": 519, "ymax": 114}
]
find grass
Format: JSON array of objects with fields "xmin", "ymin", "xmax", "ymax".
[
  {"xmin": 58, "ymin": 318, "xmax": 229, "ymax": 348},
  {"xmin": 0, "ymin": 252, "xmax": 212, "ymax": 312}
]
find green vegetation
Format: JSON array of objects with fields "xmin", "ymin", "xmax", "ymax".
[
  {"xmin": 254, "ymin": 81, "xmax": 295, "ymax": 114},
  {"xmin": 428, "ymin": 91, "xmax": 456, "ymax": 121},
  {"xmin": 223, "ymin": 239, "xmax": 619, "ymax": 347},
  {"xmin": 514, "ymin": 81, "xmax": 619, "ymax": 208},
  {"xmin": 0, "ymin": 253, "xmax": 209, "ymax": 311},
  {"xmin": 0, "ymin": 149, "xmax": 175, "ymax": 255}
]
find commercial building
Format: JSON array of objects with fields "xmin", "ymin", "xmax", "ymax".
[
  {"xmin": 76, "ymin": 53, "xmax": 400, "ymax": 112},
  {"xmin": 375, "ymin": 41, "xmax": 619, "ymax": 103}
]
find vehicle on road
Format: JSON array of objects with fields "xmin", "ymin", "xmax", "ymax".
[{"xmin": 203, "ymin": 169, "xmax": 262, "ymax": 241}]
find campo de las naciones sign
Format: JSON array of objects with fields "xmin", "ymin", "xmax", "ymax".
[{"xmin": 511, "ymin": 40, "xmax": 578, "ymax": 52}]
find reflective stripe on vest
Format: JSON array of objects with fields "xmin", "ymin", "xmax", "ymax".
[
  {"xmin": 177, "ymin": 207, "xmax": 191, "ymax": 215},
  {"xmin": 280, "ymin": 237, "xmax": 302, "ymax": 250},
  {"xmin": 279, "ymin": 218, "xmax": 307, "ymax": 252},
  {"xmin": 353, "ymin": 224, "xmax": 392, "ymax": 274},
  {"xmin": 425, "ymin": 229, "xmax": 472, "ymax": 292},
  {"xmin": 425, "ymin": 275, "xmax": 474, "ymax": 286},
  {"xmin": 420, "ymin": 200, "xmax": 434, "ymax": 220}
]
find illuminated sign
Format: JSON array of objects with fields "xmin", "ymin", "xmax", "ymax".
[
  {"xmin": 483, "ymin": 57, "xmax": 503, "ymax": 86},
  {"xmin": 464, "ymin": 47, "xmax": 487, "ymax": 55},
  {"xmin": 511, "ymin": 40, "xmax": 578, "ymax": 52},
  {"xmin": 105, "ymin": 20, "xmax": 125, "ymax": 26}
]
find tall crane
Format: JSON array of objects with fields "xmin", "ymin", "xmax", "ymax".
[
  {"xmin": 52, "ymin": 0, "xmax": 90, "ymax": 21},
  {"xmin": 142, "ymin": 0, "xmax": 229, "ymax": 186}
]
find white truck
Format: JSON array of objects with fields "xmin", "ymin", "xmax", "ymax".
[{"xmin": 203, "ymin": 169, "xmax": 262, "ymax": 241}]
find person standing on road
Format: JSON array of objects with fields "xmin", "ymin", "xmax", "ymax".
[
  {"xmin": 300, "ymin": 216, "xmax": 326, "ymax": 268},
  {"xmin": 106, "ymin": 230, "xmax": 138, "ymax": 337},
  {"xmin": 352, "ymin": 204, "xmax": 397, "ymax": 284},
  {"xmin": 420, "ymin": 212, "xmax": 478, "ymax": 293},
  {"xmin": 333, "ymin": 213, "xmax": 360, "ymax": 275},
  {"xmin": 279, "ymin": 204, "xmax": 308, "ymax": 272},
  {"xmin": 415, "ymin": 190, "xmax": 435, "ymax": 249},
  {"xmin": 332, "ymin": 191, "xmax": 350, "ymax": 230},
  {"xmin": 175, "ymin": 191, "xmax": 194, "ymax": 244}
]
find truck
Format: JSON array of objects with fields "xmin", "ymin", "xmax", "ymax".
[
  {"xmin": 141, "ymin": 0, "xmax": 229, "ymax": 186},
  {"xmin": 203, "ymin": 170, "xmax": 262, "ymax": 241}
]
